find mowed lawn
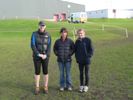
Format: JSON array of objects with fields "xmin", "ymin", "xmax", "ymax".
[{"xmin": 0, "ymin": 19, "xmax": 133, "ymax": 100}]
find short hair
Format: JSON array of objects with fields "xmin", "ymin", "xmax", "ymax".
[
  {"xmin": 60, "ymin": 27, "xmax": 68, "ymax": 33},
  {"xmin": 77, "ymin": 29, "xmax": 85, "ymax": 34}
]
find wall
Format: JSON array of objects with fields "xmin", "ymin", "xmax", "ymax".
[
  {"xmin": 87, "ymin": 9, "xmax": 133, "ymax": 18},
  {"xmin": 108, "ymin": 9, "xmax": 133, "ymax": 18},
  {"xmin": 87, "ymin": 9, "xmax": 108, "ymax": 18},
  {"xmin": 0, "ymin": 0, "xmax": 85, "ymax": 19}
]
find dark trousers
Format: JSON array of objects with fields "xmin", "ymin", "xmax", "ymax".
[
  {"xmin": 33, "ymin": 57, "xmax": 49, "ymax": 75},
  {"xmin": 78, "ymin": 63, "xmax": 89, "ymax": 86}
]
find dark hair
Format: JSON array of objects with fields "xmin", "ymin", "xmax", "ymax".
[
  {"xmin": 38, "ymin": 21, "xmax": 45, "ymax": 26},
  {"xmin": 60, "ymin": 27, "xmax": 68, "ymax": 34}
]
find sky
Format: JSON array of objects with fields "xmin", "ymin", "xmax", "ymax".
[{"xmin": 62, "ymin": 0, "xmax": 133, "ymax": 11}]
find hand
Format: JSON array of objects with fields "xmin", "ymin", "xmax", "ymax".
[
  {"xmin": 38, "ymin": 54, "xmax": 44, "ymax": 58},
  {"xmin": 42, "ymin": 54, "xmax": 47, "ymax": 60},
  {"xmin": 38, "ymin": 54, "xmax": 47, "ymax": 60}
]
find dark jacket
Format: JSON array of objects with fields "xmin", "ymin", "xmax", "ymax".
[
  {"xmin": 75, "ymin": 37, "xmax": 93, "ymax": 64},
  {"xmin": 53, "ymin": 37, "xmax": 74, "ymax": 62},
  {"xmin": 31, "ymin": 30, "xmax": 51, "ymax": 58}
]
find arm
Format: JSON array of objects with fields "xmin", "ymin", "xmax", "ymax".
[
  {"xmin": 69, "ymin": 40, "xmax": 75, "ymax": 56},
  {"xmin": 74, "ymin": 40, "xmax": 78, "ymax": 52},
  {"xmin": 88, "ymin": 39, "xmax": 94, "ymax": 57},
  {"xmin": 46, "ymin": 35, "xmax": 51, "ymax": 57},
  {"xmin": 53, "ymin": 40, "xmax": 58, "ymax": 56},
  {"xmin": 31, "ymin": 33, "xmax": 39, "ymax": 56}
]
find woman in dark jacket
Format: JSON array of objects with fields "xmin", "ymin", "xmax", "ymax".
[
  {"xmin": 75, "ymin": 29, "xmax": 93, "ymax": 92},
  {"xmin": 53, "ymin": 27, "xmax": 74, "ymax": 91},
  {"xmin": 31, "ymin": 21, "xmax": 51, "ymax": 94}
]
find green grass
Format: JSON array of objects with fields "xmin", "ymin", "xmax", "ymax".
[{"xmin": 0, "ymin": 19, "xmax": 133, "ymax": 100}]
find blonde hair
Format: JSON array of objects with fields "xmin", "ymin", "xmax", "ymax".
[{"xmin": 77, "ymin": 29, "xmax": 85, "ymax": 34}]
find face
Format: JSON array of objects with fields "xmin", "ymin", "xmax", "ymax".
[
  {"xmin": 61, "ymin": 31, "xmax": 67, "ymax": 39},
  {"xmin": 77, "ymin": 30, "xmax": 85, "ymax": 39},
  {"xmin": 39, "ymin": 25, "xmax": 46, "ymax": 32}
]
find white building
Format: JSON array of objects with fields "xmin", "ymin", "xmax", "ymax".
[{"xmin": 87, "ymin": 9, "xmax": 133, "ymax": 18}]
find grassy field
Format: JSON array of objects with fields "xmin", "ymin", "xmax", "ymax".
[{"xmin": 0, "ymin": 19, "xmax": 133, "ymax": 100}]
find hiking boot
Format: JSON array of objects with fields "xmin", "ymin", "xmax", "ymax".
[
  {"xmin": 44, "ymin": 87, "xmax": 48, "ymax": 94},
  {"xmin": 35, "ymin": 87, "xmax": 40, "ymax": 95}
]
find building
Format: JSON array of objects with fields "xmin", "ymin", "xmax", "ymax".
[
  {"xmin": 0, "ymin": 0, "xmax": 85, "ymax": 19},
  {"xmin": 87, "ymin": 9, "xmax": 133, "ymax": 18}
]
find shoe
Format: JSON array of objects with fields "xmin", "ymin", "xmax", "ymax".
[
  {"xmin": 79, "ymin": 86, "xmax": 84, "ymax": 92},
  {"xmin": 60, "ymin": 87, "xmax": 64, "ymax": 91},
  {"xmin": 83, "ymin": 86, "xmax": 88, "ymax": 92},
  {"xmin": 67, "ymin": 87, "xmax": 72, "ymax": 91},
  {"xmin": 35, "ymin": 87, "xmax": 40, "ymax": 95},
  {"xmin": 44, "ymin": 87, "xmax": 48, "ymax": 94}
]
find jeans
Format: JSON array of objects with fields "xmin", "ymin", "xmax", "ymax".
[{"xmin": 58, "ymin": 62, "xmax": 72, "ymax": 88}]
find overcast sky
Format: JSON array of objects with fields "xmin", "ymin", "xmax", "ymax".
[{"xmin": 62, "ymin": 0, "xmax": 133, "ymax": 11}]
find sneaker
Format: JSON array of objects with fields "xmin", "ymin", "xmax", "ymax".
[
  {"xmin": 44, "ymin": 87, "xmax": 48, "ymax": 94},
  {"xmin": 67, "ymin": 87, "xmax": 72, "ymax": 91},
  {"xmin": 79, "ymin": 86, "xmax": 84, "ymax": 92},
  {"xmin": 60, "ymin": 87, "xmax": 64, "ymax": 91},
  {"xmin": 83, "ymin": 86, "xmax": 88, "ymax": 92},
  {"xmin": 35, "ymin": 87, "xmax": 40, "ymax": 95}
]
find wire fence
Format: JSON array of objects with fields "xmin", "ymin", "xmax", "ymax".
[{"xmin": 0, "ymin": 22, "xmax": 129, "ymax": 39}]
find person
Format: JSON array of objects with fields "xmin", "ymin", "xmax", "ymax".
[
  {"xmin": 75, "ymin": 29, "xmax": 93, "ymax": 93},
  {"xmin": 70, "ymin": 14, "xmax": 73, "ymax": 22},
  {"xmin": 53, "ymin": 27, "xmax": 74, "ymax": 91},
  {"xmin": 31, "ymin": 21, "xmax": 51, "ymax": 95}
]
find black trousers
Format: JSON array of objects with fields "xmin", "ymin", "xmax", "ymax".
[
  {"xmin": 78, "ymin": 63, "xmax": 89, "ymax": 86},
  {"xmin": 33, "ymin": 57, "xmax": 49, "ymax": 75}
]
